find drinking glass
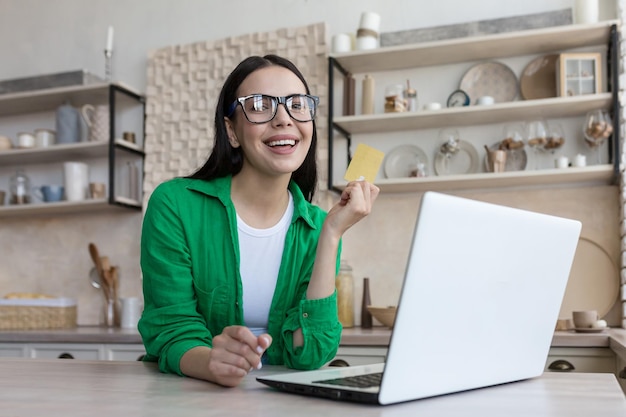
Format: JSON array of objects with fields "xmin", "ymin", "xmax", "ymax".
[
  {"xmin": 583, "ymin": 109, "xmax": 612, "ymax": 164},
  {"xmin": 525, "ymin": 119, "xmax": 549, "ymax": 169},
  {"xmin": 545, "ymin": 122, "xmax": 565, "ymax": 153}
]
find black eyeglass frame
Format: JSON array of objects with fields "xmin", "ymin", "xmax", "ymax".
[{"xmin": 226, "ymin": 93, "xmax": 320, "ymax": 124}]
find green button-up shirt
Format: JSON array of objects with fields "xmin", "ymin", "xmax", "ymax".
[{"xmin": 138, "ymin": 175, "xmax": 342, "ymax": 375}]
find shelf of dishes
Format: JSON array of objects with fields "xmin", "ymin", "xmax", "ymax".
[
  {"xmin": 329, "ymin": 21, "xmax": 617, "ymax": 73},
  {"xmin": 0, "ymin": 196, "xmax": 141, "ymax": 218},
  {"xmin": 0, "ymin": 139, "xmax": 143, "ymax": 166},
  {"xmin": 332, "ymin": 164, "xmax": 614, "ymax": 193},
  {"xmin": 0, "ymin": 82, "xmax": 143, "ymax": 117},
  {"xmin": 332, "ymin": 93, "xmax": 612, "ymax": 134}
]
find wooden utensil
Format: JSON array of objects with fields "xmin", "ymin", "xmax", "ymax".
[{"xmin": 88, "ymin": 243, "xmax": 104, "ymax": 281}]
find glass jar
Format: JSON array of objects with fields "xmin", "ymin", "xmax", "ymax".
[
  {"xmin": 404, "ymin": 85, "xmax": 418, "ymax": 112},
  {"xmin": 10, "ymin": 169, "xmax": 31, "ymax": 205},
  {"xmin": 384, "ymin": 84, "xmax": 407, "ymax": 113},
  {"xmin": 336, "ymin": 260, "xmax": 355, "ymax": 327}
]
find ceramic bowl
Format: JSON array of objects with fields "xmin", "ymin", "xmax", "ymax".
[{"xmin": 367, "ymin": 306, "xmax": 397, "ymax": 328}]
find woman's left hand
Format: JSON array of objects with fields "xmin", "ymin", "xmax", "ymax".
[{"xmin": 324, "ymin": 179, "xmax": 379, "ymax": 237}]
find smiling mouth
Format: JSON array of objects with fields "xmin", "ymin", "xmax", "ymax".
[{"xmin": 265, "ymin": 139, "xmax": 297, "ymax": 147}]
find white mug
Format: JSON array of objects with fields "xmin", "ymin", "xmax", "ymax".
[
  {"xmin": 120, "ymin": 297, "xmax": 142, "ymax": 329},
  {"xmin": 475, "ymin": 96, "xmax": 495, "ymax": 105},
  {"xmin": 573, "ymin": 154, "xmax": 587, "ymax": 167},
  {"xmin": 17, "ymin": 132, "xmax": 35, "ymax": 148},
  {"xmin": 63, "ymin": 162, "xmax": 89, "ymax": 201},
  {"xmin": 555, "ymin": 155, "xmax": 569, "ymax": 169}
]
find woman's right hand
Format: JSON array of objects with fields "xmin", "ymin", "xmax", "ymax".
[{"xmin": 181, "ymin": 326, "xmax": 272, "ymax": 387}]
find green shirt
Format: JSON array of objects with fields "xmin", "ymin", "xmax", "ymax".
[{"xmin": 138, "ymin": 175, "xmax": 342, "ymax": 375}]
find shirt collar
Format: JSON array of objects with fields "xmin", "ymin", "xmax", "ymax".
[{"xmin": 185, "ymin": 175, "xmax": 318, "ymax": 229}]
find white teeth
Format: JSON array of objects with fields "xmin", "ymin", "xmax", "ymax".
[{"xmin": 267, "ymin": 139, "xmax": 296, "ymax": 147}]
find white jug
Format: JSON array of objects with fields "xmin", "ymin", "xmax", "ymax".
[{"xmin": 81, "ymin": 104, "xmax": 110, "ymax": 142}]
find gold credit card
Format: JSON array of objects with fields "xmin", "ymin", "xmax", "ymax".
[{"xmin": 344, "ymin": 143, "xmax": 384, "ymax": 183}]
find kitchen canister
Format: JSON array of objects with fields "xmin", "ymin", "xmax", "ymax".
[
  {"xmin": 34, "ymin": 129, "xmax": 56, "ymax": 147},
  {"xmin": 336, "ymin": 260, "xmax": 355, "ymax": 328},
  {"xmin": 331, "ymin": 33, "xmax": 352, "ymax": 53},
  {"xmin": 63, "ymin": 161, "xmax": 89, "ymax": 201},
  {"xmin": 120, "ymin": 297, "xmax": 142, "ymax": 329}
]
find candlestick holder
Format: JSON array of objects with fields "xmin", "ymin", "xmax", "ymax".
[{"xmin": 104, "ymin": 49, "xmax": 112, "ymax": 82}]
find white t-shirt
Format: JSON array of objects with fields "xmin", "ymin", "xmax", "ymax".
[{"xmin": 237, "ymin": 192, "xmax": 294, "ymax": 336}]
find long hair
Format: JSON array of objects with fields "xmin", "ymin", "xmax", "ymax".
[{"xmin": 187, "ymin": 55, "xmax": 318, "ymax": 202}]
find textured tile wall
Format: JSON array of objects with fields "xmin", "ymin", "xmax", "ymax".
[{"xmin": 143, "ymin": 22, "xmax": 329, "ymax": 200}]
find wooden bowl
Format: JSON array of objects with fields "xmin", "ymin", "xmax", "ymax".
[{"xmin": 367, "ymin": 306, "xmax": 397, "ymax": 328}]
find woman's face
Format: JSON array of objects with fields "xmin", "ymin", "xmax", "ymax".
[{"xmin": 225, "ymin": 65, "xmax": 314, "ymax": 179}]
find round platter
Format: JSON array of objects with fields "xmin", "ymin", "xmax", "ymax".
[
  {"xmin": 434, "ymin": 140, "xmax": 479, "ymax": 176},
  {"xmin": 459, "ymin": 61, "xmax": 518, "ymax": 104},
  {"xmin": 520, "ymin": 54, "xmax": 559, "ymax": 100},
  {"xmin": 383, "ymin": 145, "xmax": 429, "ymax": 178},
  {"xmin": 559, "ymin": 237, "xmax": 619, "ymax": 320}
]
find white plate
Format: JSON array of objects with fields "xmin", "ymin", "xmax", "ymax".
[
  {"xmin": 434, "ymin": 140, "xmax": 479, "ymax": 176},
  {"xmin": 383, "ymin": 145, "xmax": 429, "ymax": 178},
  {"xmin": 459, "ymin": 61, "xmax": 518, "ymax": 103}
]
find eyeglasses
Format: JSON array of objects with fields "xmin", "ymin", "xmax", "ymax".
[{"xmin": 227, "ymin": 94, "xmax": 319, "ymax": 124}]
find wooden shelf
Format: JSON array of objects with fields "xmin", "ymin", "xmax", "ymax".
[
  {"xmin": 0, "ymin": 82, "xmax": 143, "ymax": 117},
  {"xmin": 332, "ymin": 165, "xmax": 614, "ymax": 193},
  {"xmin": 0, "ymin": 198, "xmax": 141, "ymax": 218},
  {"xmin": 328, "ymin": 20, "xmax": 621, "ymax": 193},
  {"xmin": 333, "ymin": 94, "xmax": 612, "ymax": 134},
  {"xmin": 0, "ymin": 142, "xmax": 108, "ymax": 165},
  {"xmin": 331, "ymin": 21, "xmax": 618, "ymax": 73}
]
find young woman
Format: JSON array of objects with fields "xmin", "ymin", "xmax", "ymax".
[{"xmin": 139, "ymin": 54, "xmax": 379, "ymax": 387}]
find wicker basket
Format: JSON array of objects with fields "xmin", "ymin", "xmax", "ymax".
[{"xmin": 0, "ymin": 298, "xmax": 77, "ymax": 330}]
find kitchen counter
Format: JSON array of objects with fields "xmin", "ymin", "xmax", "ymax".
[
  {"xmin": 1, "ymin": 326, "xmax": 625, "ymax": 350},
  {"xmin": 0, "ymin": 358, "xmax": 624, "ymax": 416}
]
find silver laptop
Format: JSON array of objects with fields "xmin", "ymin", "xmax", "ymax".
[{"xmin": 257, "ymin": 191, "xmax": 582, "ymax": 405}]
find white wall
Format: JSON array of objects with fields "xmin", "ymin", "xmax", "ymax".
[{"xmin": 0, "ymin": 0, "xmax": 605, "ymax": 92}]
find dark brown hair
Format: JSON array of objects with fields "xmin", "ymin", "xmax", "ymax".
[{"xmin": 188, "ymin": 55, "xmax": 318, "ymax": 202}]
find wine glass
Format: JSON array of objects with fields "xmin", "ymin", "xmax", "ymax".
[
  {"xmin": 583, "ymin": 110, "xmax": 613, "ymax": 164},
  {"xmin": 525, "ymin": 119, "xmax": 549, "ymax": 169},
  {"xmin": 545, "ymin": 122, "xmax": 566, "ymax": 154}
]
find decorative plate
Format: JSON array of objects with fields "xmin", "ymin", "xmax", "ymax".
[
  {"xmin": 459, "ymin": 61, "xmax": 518, "ymax": 104},
  {"xmin": 383, "ymin": 145, "xmax": 429, "ymax": 178},
  {"xmin": 559, "ymin": 237, "xmax": 619, "ymax": 320},
  {"xmin": 520, "ymin": 54, "xmax": 559, "ymax": 100},
  {"xmin": 434, "ymin": 140, "xmax": 479, "ymax": 176}
]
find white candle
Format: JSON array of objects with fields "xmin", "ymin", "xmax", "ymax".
[{"xmin": 106, "ymin": 26, "xmax": 114, "ymax": 52}]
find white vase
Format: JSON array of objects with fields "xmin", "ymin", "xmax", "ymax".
[{"xmin": 575, "ymin": 0, "xmax": 599, "ymax": 24}]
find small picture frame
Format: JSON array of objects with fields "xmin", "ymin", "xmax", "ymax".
[{"xmin": 556, "ymin": 52, "xmax": 602, "ymax": 97}]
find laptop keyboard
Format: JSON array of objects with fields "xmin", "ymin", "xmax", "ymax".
[{"xmin": 314, "ymin": 372, "xmax": 382, "ymax": 388}]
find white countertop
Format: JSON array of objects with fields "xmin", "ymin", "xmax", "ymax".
[{"xmin": 0, "ymin": 358, "xmax": 623, "ymax": 416}]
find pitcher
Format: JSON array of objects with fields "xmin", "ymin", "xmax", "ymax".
[
  {"xmin": 55, "ymin": 103, "xmax": 82, "ymax": 144},
  {"xmin": 81, "ymin": 104, "xmax": 110, "ymax": 142}
]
